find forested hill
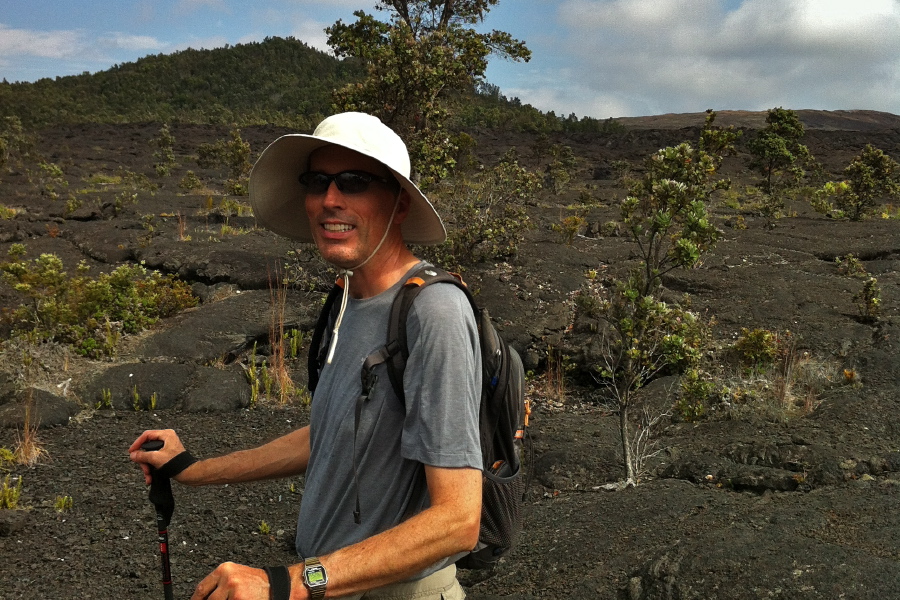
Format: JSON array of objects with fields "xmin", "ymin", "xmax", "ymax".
[{"xmin": 0, "ymin": 36, "xmax": 362, "ymax": 128}]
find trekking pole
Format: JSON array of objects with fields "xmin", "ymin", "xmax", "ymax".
[{"xmin": 141, "ymin": 439, "xmax": 176, "ymax": 600}]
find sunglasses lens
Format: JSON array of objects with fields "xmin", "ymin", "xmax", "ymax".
[
  {"xmin": 336, "ymin": 172, "xmax": 371, "ymax": 194},
  {"xmin": 299, "ymin": 172, "xmax": 331, "ymax": 194},
  {"xmin": 299, "ymin": 171, "xmax": 385, "ymax": 195}
]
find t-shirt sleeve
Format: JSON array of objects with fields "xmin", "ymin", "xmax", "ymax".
[{"xmin": 400, "ymin": 283, "xmax": 482, "ymax": 470}]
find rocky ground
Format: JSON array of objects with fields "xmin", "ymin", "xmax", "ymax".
[{"xmin": 0, "ymin": 114, "xmax": 898, "ymax": 599}]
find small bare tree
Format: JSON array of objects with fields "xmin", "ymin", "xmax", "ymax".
[
  {"xmin": 581, "ymin": 112, "xmax": 729, "ymax": 485},
  {"xmin": 592, "ymin": 277, "xmax": 703, "ymax": 484}
]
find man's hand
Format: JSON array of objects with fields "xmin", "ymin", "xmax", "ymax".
[
  {"xmin": 128, "ymin": 429, "xmax": 189, "ymax": 485},
  {"xmin": 191, "ymin": 562, "xmax": 276, "ymax": 600}
]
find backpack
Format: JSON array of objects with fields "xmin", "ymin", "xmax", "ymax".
[{"xmin": 308, "ymin": 265, "xmax": 530, "ymax": 569}]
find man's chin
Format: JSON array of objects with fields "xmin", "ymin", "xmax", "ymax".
[{"xmin": 318, "ymin": 249, "xmax": 361, "ymax": 270}]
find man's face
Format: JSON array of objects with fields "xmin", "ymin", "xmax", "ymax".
[{"xmin": 304, "ymin": 145, "xmax": 408, "ymax": 269}]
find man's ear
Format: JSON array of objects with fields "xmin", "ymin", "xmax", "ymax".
[{"xmin": 394, "ymin": 189, "xmax": 412, "ymax": 224}]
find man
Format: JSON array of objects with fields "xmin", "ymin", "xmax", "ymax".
[{"xmin": 130, "ymin": 112, "xmax": 482, "ymax": 600}]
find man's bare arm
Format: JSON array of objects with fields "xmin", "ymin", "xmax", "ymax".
[
  {"xmin": 129, "ymin": 426, "xmax": 311, "ymax": 486},
  {"xmin": 309, "ymin": 464, "xmax": 482, "ymax": 597},
  {"xmin": 190, "ymin": 464, "xmax": 482, "ymax": 600}
]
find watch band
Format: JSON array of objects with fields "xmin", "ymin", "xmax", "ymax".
[
  {"xmin": 303, "ymin": 556, "xmax": 327, "ymax": 600},
  {"xmin": 263, "ymin": 566, "xmax": 291, "ymax": 600}
]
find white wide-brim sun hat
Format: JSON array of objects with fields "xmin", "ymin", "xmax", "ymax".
[{"xmin": 249, "ymin": 112, "xmax": 446, "ymax": 245}]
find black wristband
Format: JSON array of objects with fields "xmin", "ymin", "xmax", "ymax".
[
  {"xmin": 264, "ymin": 565, "xmax": 291, "ymax": 600},
  {"xmin": 157, "ymin": 450, "xmax": 198, "ymax": 479}
]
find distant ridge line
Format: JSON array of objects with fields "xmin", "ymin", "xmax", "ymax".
[{"xmin": 615, "ymin": 109, "xmax": 900, "ymax": 131}]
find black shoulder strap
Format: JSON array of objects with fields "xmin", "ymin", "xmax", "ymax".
[
  {"xmin": 308, "ymin": 266, "xmax": 475, "ymax": 399},
  {"xmin": 384, "ymin": 266, "xmax": 475, "ymax": 404},
  {"xmin": 308, "ymin": 280, "xmax": 344, "ymax": 395}
]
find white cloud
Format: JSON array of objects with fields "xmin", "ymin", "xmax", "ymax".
[
  {"xmin": 0, "ymin": 24, "xmax": 85, "ymax": 59},
  {"xmin": 291, "ymin": 20, "xmax": 332, "ymax": 53},
  {"xmin": 100, "ymin": 33, "xmax": 168, "ymax": 53},
  {"xmin": 0, "ymin": 23, "xmax": 168, "ymax": 70},
  {"xmin": 549, "ymin": 0, "xmax": 900, "ymax": 116}
]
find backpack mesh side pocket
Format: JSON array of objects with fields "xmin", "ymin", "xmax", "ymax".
[{"xmin": 457, "ymin": 467, "xmax": 526, "ymax": 569}]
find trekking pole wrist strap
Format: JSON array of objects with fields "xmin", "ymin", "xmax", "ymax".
[
  {"xmin": 264, "ymin": 565, "xmax": 291, "ymax": 600},
  {"xmin": 156, "ymin": 450, "xmax": 198, "ymax": 479}
]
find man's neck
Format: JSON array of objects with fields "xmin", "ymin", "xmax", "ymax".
[{"xmin": 344, "ymin": 248, "xmax": 420, "ymax": 299}]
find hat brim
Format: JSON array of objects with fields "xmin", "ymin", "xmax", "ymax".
[{"xmin": 249, "ymin": 134, "xmax": 446, "ymax": 245}]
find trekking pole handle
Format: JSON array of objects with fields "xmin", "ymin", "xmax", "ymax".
[{"xmin": 141, "ymin": 440, "xmax": 165, "ymax": 452}]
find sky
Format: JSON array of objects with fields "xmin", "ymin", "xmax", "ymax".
[{"xmin": 1, "ymin": 0, "xmax": 899, "ymax": 120}]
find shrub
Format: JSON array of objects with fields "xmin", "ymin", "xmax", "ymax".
[
  {"xmin": 580, "ymin": 112, "xmax": 734, "ymax": 484},
  {"xmin": 581, "ymin": 274, "xmax": 710, "ymax": 483},
  {"xmin": 179, "ymin": 170, "xmax": 203, "ymax": 192},
  {"xmin": 151, "ymin": 123, "xmax": 177, "ymax": 177},
  {"xmin": 733, "ymin": 327, "xmax": 783, "ymax": 372},
  {"xmin": 853, "ymin": 277, "xmax": 881, "ymax": 321},
  {"xmin": 34, "ymin": 161, "xmax": 69, "ymax": 201},
  {"xmin": 620, "ymin": 111, "xmax": 736, "ymax": 295},
  {"xmin": 0, "ymin": 116, "xmax": 34, "ymax": 173},
  {"xmin": 0, "ymin": 249, "xmax": 197, "ymax": 357},
  {"xmin": 0, "ymin": 204, "xmax": 18, "ymax": 219},
  {"xmin": 747, "ymin": 107, "xmax": 814, "ymax": 202},
  {"xmin": 544, "ymin": 143, "xmax": 578, "ymax": 195},
  {"xmin": 423, "ymin": 149, "xmax": 539, "ymax": 269},
  {"xmin": 712, "ymin": 341, "xmax": 843, "ymax": 421},
  {"xmin": 676, "ymin": 368, "xmax": 713, "ymax": 422},
  {"xmin": 552, "ymin": 213, "xmax": 587, "ymax": 246},
  {"xmin": 54, "ymin": 495, "xmax": 73, "ymax": 512},
  {"xmin": 835, "ymin": 253, "xmax": 868, "ymax": 278},
  {"xmin": 813, "ymin": 145, "xmax": 900, "ymax": 221},
  {"xmin": 117, "ymin": 167, "xmax": 158, "ymax": 193},
  {"xmin": 197, "ymin": 128, "xmax": 252, "ymax": 196},
  {"xmin": 0, "ymin": 475, "xmax": 22, "ymax": 509}
]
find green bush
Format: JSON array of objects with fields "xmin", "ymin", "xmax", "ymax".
[
  {"xmin": 544, "ymin": 143, "xmax": 578, "ymax": 195},
  {"xmin": 734, "ymin": 327, "xmax": 783, "ymax": 371},
  {"xmin": 747, "ymin": 107, "xmax": 814, "ymax": 203},
  {"xmin": 179, "ymin": 170, "xmax": 203, "ymax": 192},
  {"xmin": 0, "ymin": 248, "xmax": 197, "ymax": 357},
  {"xmin": 853, "ymin": 277, "xmax": 881, "ymax": 321},
  {"xmin": 812, "ymin": 145, "xmax": 900, "ymax": 221},
  {"xmin": 423, "ymin": 150, "xmax": 539, "ymax": 269},
  {"xmin": 620, "ymin": 112, "xmax": 736, "ymax": 295},
  {"xmin": 197, "ymin": 128, "xmax": 252, "ymax": 196},
  {"xmin": 835, "ymin": 253, "xmax": 868, "ymax": 278},
  {"xmin": 0, "ymin": 475, "xmax": 22, "ymax": 509},
  {"xmin": 579, "ymin": 273, "xmax": 711, "ymax": 483},
  {"xmin": 676, "ymin": 368, "xmax": 713, "ymax": 422},
  {"xmin": 552, "ymin": 213, "xmax": 587, "ymax": 246},
  {"xmin": 151, "ymin": 123, "xmax": 177, "ymax": 177},
  {"xmin": 0, "ymin": 116, "xmax": 34, "ymax": 173}
]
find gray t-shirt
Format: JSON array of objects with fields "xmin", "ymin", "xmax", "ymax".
[{"xmin": 296, "ymin": 264, "xmax": 482, "ymax": 575}]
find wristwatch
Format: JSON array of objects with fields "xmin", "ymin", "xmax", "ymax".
[{"xmin": 302, "ymin": 556, "xmax": 328, "ymax": 599}]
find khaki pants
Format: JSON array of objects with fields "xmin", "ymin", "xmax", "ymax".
[{"xmin": 347, "ymin": 565, "xmax": 465, "ymax": 600}]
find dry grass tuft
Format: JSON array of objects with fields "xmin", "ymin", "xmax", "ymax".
[
  {"xmin": 15, "ymin": 390, "xmax": 48, "ymax": 466},
  {"xmin": 267, "ymin": 269, "xmax": 299, "ymax": 405}
]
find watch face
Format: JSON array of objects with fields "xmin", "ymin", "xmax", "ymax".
[{"xmin": 305, "ymin": 565, "xmax": 327, "ymax": 587}]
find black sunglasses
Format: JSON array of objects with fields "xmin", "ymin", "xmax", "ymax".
[{"xmin": 298, "ymin": 170, "xmax": 397, "ymax": 195}]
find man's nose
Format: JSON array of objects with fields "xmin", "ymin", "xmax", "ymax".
[{"xmin": 321, "ymin": 180, "xmax": 346, "ymax": 207}]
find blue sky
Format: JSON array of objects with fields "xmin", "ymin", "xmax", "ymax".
[{"xmin": 2, "ymin": 0, "xmax": 899, "ymax": 119}]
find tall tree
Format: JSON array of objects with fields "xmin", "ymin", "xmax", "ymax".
[
  {"xmin": 326, "ymin": 1, "xmax": 530, "ymax": 187},
  {"xmin": 748, "ymin": 107, "xmax": 812, "ymax": 199}
]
